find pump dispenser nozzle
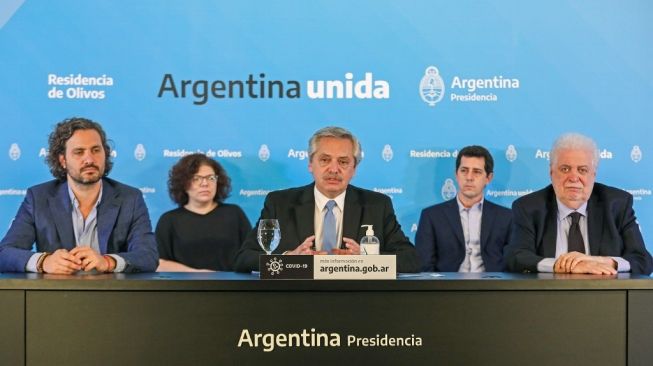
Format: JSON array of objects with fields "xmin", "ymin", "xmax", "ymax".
[
  {"xmin": 361, "ymin": 224, "xmax": 374, "ymax": 237},
  {"xmin": 360, "ymin": 225, "xmax": 380, "ymax": 255}
]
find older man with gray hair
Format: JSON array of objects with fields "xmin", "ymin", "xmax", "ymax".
[
  {"xmin": 234, "ymin": 126, "xmax": 419, "ymax": 273},
  {"xmin": 506, "ymin": 133, "xmax": 652, "ymax": 275}
]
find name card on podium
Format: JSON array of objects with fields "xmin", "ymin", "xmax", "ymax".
[
  {"xmin": 259, "ymin": 255, "xmax": 396, "ymax": 280},
  {"xmin": 259, "ymin": 255, "xmax": 314, "ymax": 279}
]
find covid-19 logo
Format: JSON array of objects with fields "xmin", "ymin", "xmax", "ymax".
[
  {"xmin": 265, "ymin": 257, "xmax": 283, "ymax": 276},
  {"xmin": 419, "ymin": 66, "xmax": 445, "ymax": 107}
]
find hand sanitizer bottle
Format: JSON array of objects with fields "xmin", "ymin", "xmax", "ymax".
[{"xmin": 360, "ymin": 225, "xmax": 380, "ymax": 255}]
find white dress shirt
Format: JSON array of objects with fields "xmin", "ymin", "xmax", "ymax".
[{"xmin": 457, "ymin": 198, "xmax": 485, "ymax": 272}]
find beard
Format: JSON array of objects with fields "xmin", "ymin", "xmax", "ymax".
[{"xmin": 68, "ymin": 165, "xmax": 104, "ymax": 185}]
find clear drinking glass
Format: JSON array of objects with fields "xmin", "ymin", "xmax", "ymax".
[{"xmin": 257, "ymin": 219, "xmax": 281, "ymax": 255}]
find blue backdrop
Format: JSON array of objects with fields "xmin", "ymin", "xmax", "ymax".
[{"xmin": 1, "ymin": 0, "xmax": 651, "ymax": 251}]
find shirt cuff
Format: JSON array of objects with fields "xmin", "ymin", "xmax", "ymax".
[
  {"xmin": 537, "ymin": 258, "xmax": 555, "ymax": 273},
  {"xmin": 26, "ymin": 252, "xmax": 44, "ymax": 272},
  {"xmin": 612, "ymin": 257, "xmax": 631, "ymax": 273},
  {"xmin": 108, "ymin": 254, "xmax": 126, "ymax": 272}
]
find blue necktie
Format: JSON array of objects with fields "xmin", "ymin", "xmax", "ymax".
[{"xmin": 322, "ymin": 200, "xmax": 337, "ymax": 253}]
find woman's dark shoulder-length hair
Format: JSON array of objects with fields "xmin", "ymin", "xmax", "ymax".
[{"xmin": 168, "ymin": 153, "xmax": 231, "ymax": 206}]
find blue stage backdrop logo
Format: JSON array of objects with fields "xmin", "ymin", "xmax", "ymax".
[
  {"xmin": 157, "ymin": 72, "xmax": 389, "ymax": 105},
  {"xmin": 631, "ymin": 145, "xmax": 642, "ymax": 163},
  {"xmin": 8, "ymin": 143, "xmax": 21, "ymax": 161},
  {"xmin": 382, "ymin": 144, "xmax": 394, "ymax": 162},
  {"xmin": 419, "ymin": 66, "xmax": 445, "ymax": 107},
  {"xmin": 441, "ymin": 178, "xmax": 457, "ymax": 200},
  {"xmin": 258, "ymin": 144, "xmax": 271, "ymax": 162},
  {"xmin": 134, "ymin": 144, "xmax": 146, "ymax": 161},
  {"xmin": 505, "ymin": 145, "xmax": 518, "ymax": 163}
]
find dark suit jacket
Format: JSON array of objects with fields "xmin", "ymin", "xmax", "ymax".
[
  {"xmin": 505, "ymin": 183, "xmax": 653, "ymax": 275},
  {"xmin": 415, "ymin": 198, "xmax": 512, "ymax": 272},
  {"xmin": 0, "ymin": 178, "xmax": 159, "ymax": 272},
  {"xmin": 233, "ymin": 184, "xmax": 419, "ymax": 273}
]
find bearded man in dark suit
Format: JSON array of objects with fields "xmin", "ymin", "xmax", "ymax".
[{"xmin": 0, "ymin": 117, "xmax": 158, "ymax": 274}]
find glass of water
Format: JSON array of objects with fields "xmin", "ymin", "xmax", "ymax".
[{"xmin": 257, "ymin": 219, "xmax": 281, "ymax": 255}]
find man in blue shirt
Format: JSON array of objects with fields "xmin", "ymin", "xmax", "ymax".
[{"xmin": 415, "ymin": 145, "xmax": 512, "ymax": 272}]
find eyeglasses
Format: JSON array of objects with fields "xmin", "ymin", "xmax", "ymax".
[
  {"xmin": 316, "ymin": 155, "xmax": 353, "ymax": 169},
  {"xmin": 191, "ymin": 174, "xmax": 219, "ymax": 184}
]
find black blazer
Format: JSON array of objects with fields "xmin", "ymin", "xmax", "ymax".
[
  {"xmin": 505, "ymin": 183, "xmax": 653, "ymax": 275},
  {"xmin": 415, "ymin": 198, "xmax": 512, "ymax": 272},
  {"xmin": 233, "ymin": 184, "xmax": 419, "ymax": 273}
]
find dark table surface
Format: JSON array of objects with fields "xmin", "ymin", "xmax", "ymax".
[{"xmin": 1, "ymin": 271, "xmax": 651, "ymax": 291}]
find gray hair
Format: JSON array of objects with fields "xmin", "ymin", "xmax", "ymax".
[
  {"xmin": 308, "ymin": 126, "xmax": 362, "ymax": 166},
  {"xmin": 550, "ymin": 133, "xmax": 599, "ymax": 168}
]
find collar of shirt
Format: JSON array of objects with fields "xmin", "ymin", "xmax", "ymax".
[
  {"xmin": 314, "ymin": 186, "xmax": 346, "ymax": 212},
  {"xmin": 555, "ymin": 198, "xmax": 587, "ymax": 222},
  {"xmin": 456, "ymin": 196, "xmax": 483, "ymax": 213},
  {"xmin": 67, "ymin": 180, "xmax": 104, "ymax": 210},
  {"xmin": 455, "ymin": 197, "xmax": 485, "ymax": 272}
]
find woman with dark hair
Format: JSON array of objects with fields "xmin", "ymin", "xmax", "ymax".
[{"xmin": 156, "ymin": 153, "xmax": 251, "ymax": 271}]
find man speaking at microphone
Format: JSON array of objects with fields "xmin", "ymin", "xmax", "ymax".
[{"xmin": 233, "ymin": 126, "xmax": 419, "ymax": 273}]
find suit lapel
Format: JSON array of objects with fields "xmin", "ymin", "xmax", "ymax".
[
  {"xmin": 97, "ymin": 180, "xmax": 120, "ymax": 254},
  {"xmin": 444, "ymin": 199, "xmax": 465, "ymax": 248},
  {"xmin": 480, "ymin": 201, "xmax": 495, "ymax": 251},
  {"xmin": 294, "ymin": 185, "xmax": 316, "ymax": 246},
  {"xmin": 587, "ymin": 193, "xmax": 603, "ymax": 256},
  {"xmin": 342, "ymin": 186, "xmax": 362, "ymax": 245},
  {"xmin": 49, "ymin": 182, "xmax": 75, "ymax": 250},
  {"xmin": 542, "ymin": 188, "xmax": 558, "ymax": 257}
]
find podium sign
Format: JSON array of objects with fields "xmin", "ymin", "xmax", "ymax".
[
  {"xmin": 313, "ymin": 255, "xmax": 396, "ymax": 279},
  {"xmin": 259, "ymin": 255, "xmax": 396, "ymax": 279}
]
